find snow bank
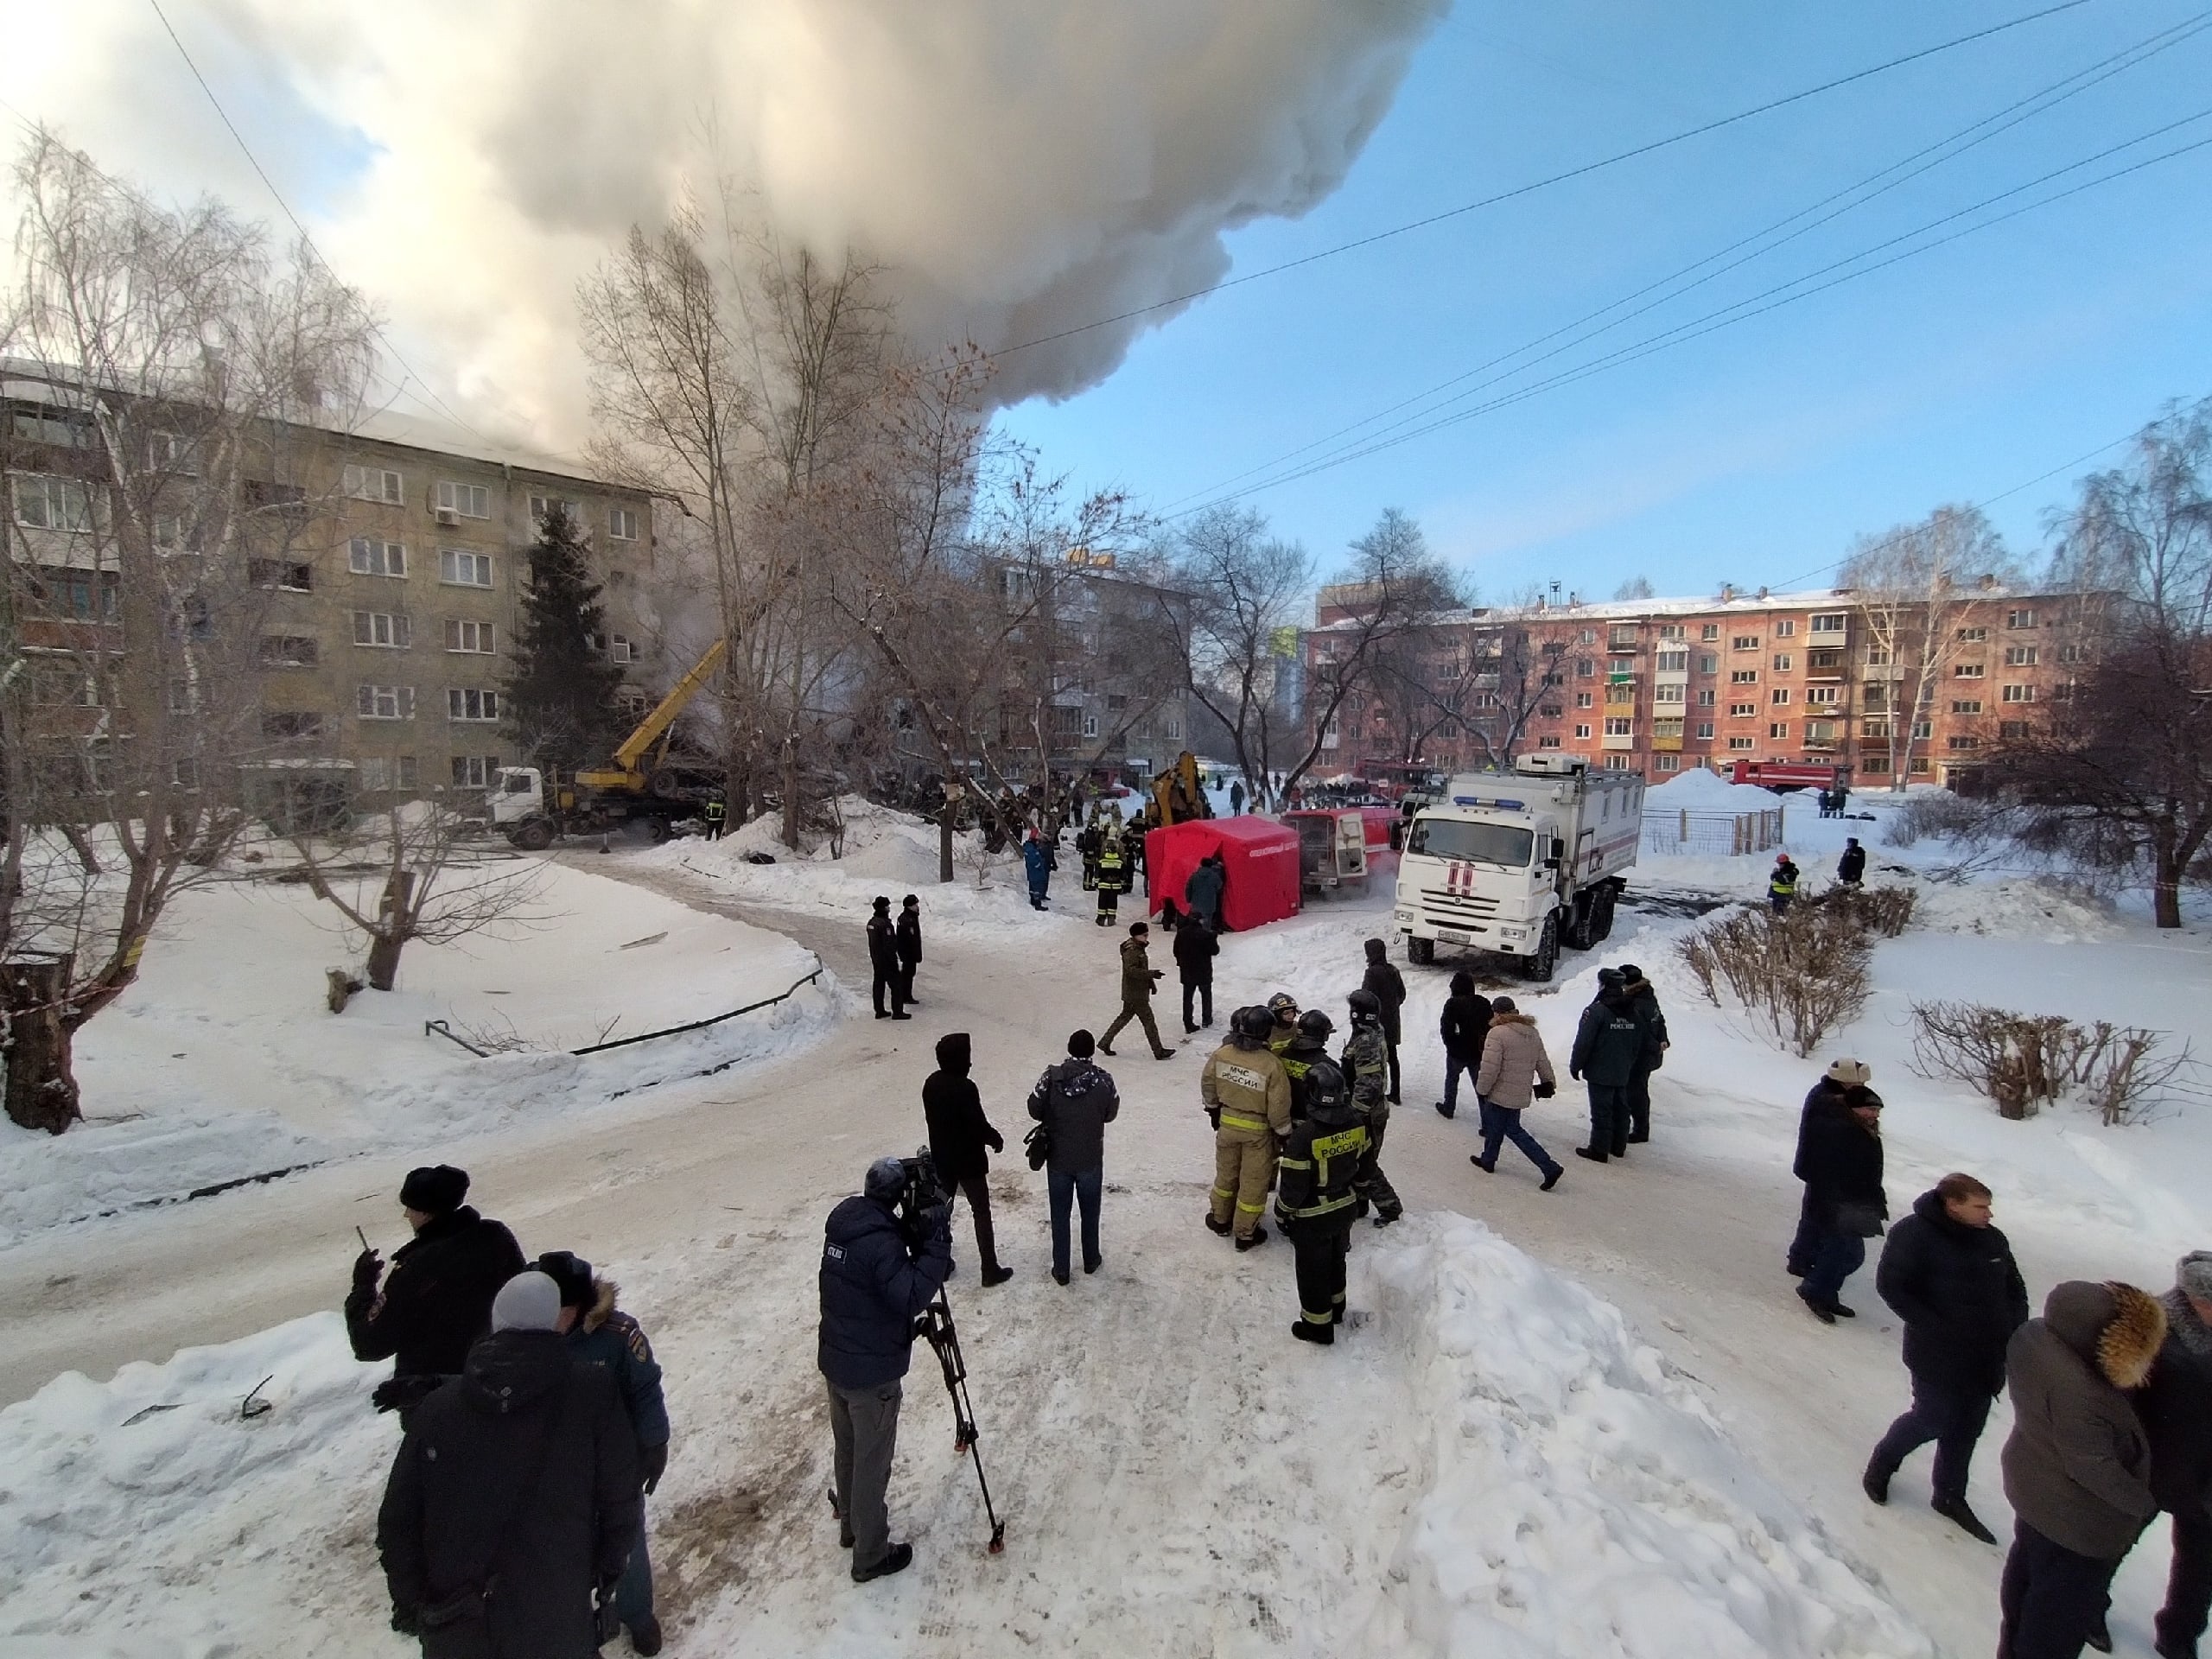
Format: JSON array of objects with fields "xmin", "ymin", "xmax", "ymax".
[
  {"xmin": 1910, "ymin": 875, "xmax": 2120, "ymax": 942},
  {"xmin": 1363, "ymin": 1217, "xmax": 1931, "ymax": 1657},
  {"xmin": 1645, "ymin": 766, "xmax": 1791, "ymax": 810}
]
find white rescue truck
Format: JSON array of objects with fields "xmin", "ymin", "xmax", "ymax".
[{"xmin": 1390, "ymin": 753, "xmax": 1642, "ymax": 981}]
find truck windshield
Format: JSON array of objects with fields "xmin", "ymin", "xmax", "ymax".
[{"xmin": 1406, "ymin": 817, "xmax": 1535, "ymax": 869}]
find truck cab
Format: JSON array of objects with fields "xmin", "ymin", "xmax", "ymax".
[{"xmin": 1391, "ymin": 753, "xmax": 1641, "ymax": 980}]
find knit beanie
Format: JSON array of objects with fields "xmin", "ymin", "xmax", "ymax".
[
  {"xmin": 490, "ymin": 1271, "xmax": 562, "ymax": 1333},
  {"xmin": 2178, "ymin": 1250, "xmax": 2212, "ymax": 1302},
  {"xmin": 1068, "ymin": 1029, "xmax": 1096, "ymax": 1058},
  {"xmin": 398, "ymin": 1165, "xmax": 468, "ymax": 1216}
]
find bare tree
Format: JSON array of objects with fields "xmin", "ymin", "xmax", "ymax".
[
  {"xmin": 0, "ymin": 133, "xmax": 373, "ymax": 1132},
  {"xmin": 1613, "ymin": 574, "xmax": 1656, "ymax": 601},
  {"xmin": 284, "ymin": 794, "xmax": 548, "ymax": 991},
  {"xmin": 1839, "ymin": 505, "xmax": 2022, "ymax": 789},
  {"xmin": 1162, "ymin": 505, "xmax": 1311, "ymax": 806}
]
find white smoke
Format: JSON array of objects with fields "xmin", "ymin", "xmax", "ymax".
[{"xmin": 7, "ymin": 0, "xmax": 1447, "ymax": 445}]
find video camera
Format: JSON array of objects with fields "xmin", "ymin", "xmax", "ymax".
[{"xmin": 890, "ymin": 1148, "xmax": 949, "ymax": 1250}]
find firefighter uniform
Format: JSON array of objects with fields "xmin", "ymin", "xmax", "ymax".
[
  {"xmin": 1201, "ymin": 1036, "xmax": 1292, "ymax": 1243},
  {"xmin": 1342, "ymin": 1017, "xmax": 1402, "ymax": 1224},
  {"xmin": 1275, "ymin": 1057, "xmax": 1367, "ymax": 1342},
  {"xmin": 1095, "ymin": 834, "xmax": 1128, "ymax": 927}
]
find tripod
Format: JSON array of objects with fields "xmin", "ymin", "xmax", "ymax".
[{"xmin": 918, "ymin": 1289, "xmax": 1006, "ymax": 1553}]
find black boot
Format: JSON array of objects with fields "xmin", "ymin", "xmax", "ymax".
[
  {"xmin": 1291, "ymin": 1319, "xmax": 1334, "ymax": 1346},
  {"xmin": 1574, "ymin": 1146, "xmax": 1609, "ymax": 1164},
  {"xmin": 1861, "ymin": 1460, "xmax": 1891, "ymax": 1505},
  {"xmin": 1931, "ymin": 1494, "xmax": 1998, "ymax": 1545}
]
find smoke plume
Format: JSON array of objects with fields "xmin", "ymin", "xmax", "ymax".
[{"xmin": 10, "ymin": 0, "xmax": 1448, "ymax": 444}]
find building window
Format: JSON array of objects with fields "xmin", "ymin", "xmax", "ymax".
[
  {"xmin": 1573, "ymin": 723, "xmax": 1592, "ymax": 740},
  {"xmin": 445, "ymin": 620, "xmax": 496, "ymax": 654},
  {"xmin": 2001, "ymin": 683, "xmax": 2036, "ymax": 703},
  {"xmin": 1696, "ymin": 689, "xmax": 1716, "ymax": 706},
  {"xmin": 1771, "ymin": 654, "xmax": 1793, "ymax": 672},
  {"xmin": 1948, "ymin": 735, "xmax": 1981, "ymax": 752},
  {"xmin": 250, "ymin": 558, "xmax": 313, "ymax": 592},
  {"xmin": 1578, "ymin": 628, "xmax": 1597, "ymax": 644},
  {"xmin": 1609, "ymin": 627, "xmax": 1638, "ymax": 647},
  {"xmin": 349, "ymin": 537, "xmax": 407, "ymax": 578},
  {"xmin": 1658, "ymin": 625, "xmax": 1685, "ymax": 640},
  {"xmin": 1697, "ymin": 653, "xmax": 1718, "ymax": 674},
  {"xmin": 1538, "ymin": 734, "xmax": 1562, "ymax": 749},
  {"xmin": 1999, "ymin": 720, "xmax": 2031, "ymax": 741},
  {"xmin": 1729, "ymin": 701, "xmax": 1757, "ymax": 717},
  {"xmin": 1694, "ymin": 721, "xmax": 1715, "ymax": 739},
  {"xmin": 440, "ymin": 549, "xmax": 494, "ymax": 588},
  {"xmin": 1809, "ymin": 613, "xmax": 1846, "ymax": 634},
  {"xmin": 1576, "ymin": 659, "xmax": 1594, "ymax": 678},
  {"xmin": 1951, "ymin": 698, "xmax": 1982, "ymax": 715},
  {"xmin": 259, "ymin": 634, "xmax": 319, "ymax": 667},
  {"xmin": 1574, "ymin": 690, "xmax": 1593, "ymax": 709},
  {"xmin": 2004, "ymin": 645, "xmax": 2038, "ymax": 667},
  {"xmin": 357, "ymin": 684, "xmax": 415, "ymax": 721},
  {"xmin": 261, "ymin": 711, "xmax": 323, "ymax": 739},
  {"xmin": 1732, "ymin": 634, "xmax": 1759, "ymax": 650},
  {"xmin": 1954, "ymin": 662, "xmax": 1985, "ymax": 679},
  {"xmin": 1656, "ymin": 650, "xmax": 1688, "ymax": 672},
  {"xmin": 1727, "ymin": 735, "xmax": 1755, "ymax": 750},
  {"xmin": 435, "ymin": 480, "xmax": 493, "ymax": 519},
  {"xmin": 2007, "ymin": 608, "xmax": 2038, "ymax": 629},
  {"xmin": 1700, "ymin": 623, "xmax": 1719, "ymax": 640},
  {"xmin": 353, "ymin": 611, "xmax": 411, "ymax": 648},
  {"xmin": 1081, "ymin": 713, "xmax": 1100, "ymax": 740},
  {"xmin": 1654, "ymin": 683, "xmax": 1685, "ymax": 704},
  {"xmin": 1912, "ymin": 719, "xmax": 1934, "ymax": 740},
  {"xmin": 1603, "ymin": 717, "xmax": 1633, "ymax": 736},
  {"xmin": 344, "ymin": 465, "xmax": 404, "ymax": 505},
  {"xmin": 452, "ymin": 755, "xmax": 499, "ymax": 788},
  {"xmin": 608, "ymin": 505, "xmax": 639, "ymax": 541},
  {"xmin": 359, "ymin": 755, "xmax": 420, "ymax": 791},
  {"xmin": 1774, "ymin": 619, "xmax": 1796, "ymax": 637},
  {"xmin": 12, "ymin": 474, "xmax": 95, "ymax": 532},
  {"xmin": 1911, "ymin": 757, "xmax": 1933, "ymax": 774},
  {"xmin": 527, "ymin": 493, "xmax": 581, "ymax": 528},
  {"xmin": 1769, "ymin": 721, "xmax": 1789, "ymax": 740},
  {"xmin": 1731, "ymin": 669, "xmax": 1758, "ymax": 684},
  {"xmin": 1956, "ymin": 626, "xmax": 1987, "ymax": 643},
  {"xmin": 1803, "ymin": 720, "xmax": 1835, "ymax": 743},
  {"xmin": 1604, "ymin": 754, "xmax": 1630, "ymax": 771},
  {"xmin": 2057, "ymin": 643, "xmax": 2089, "ymax": 664},
  {"xmin": 1770, "ymin": 689, "xmax": 1792, "ymax": 706},
  {"xmin": 1864, "ymin": 647, "xmax": 1891, "ymax": 666},
  {"xmin": 448, "ymin": 687, "xmax": 500, "ymax": 721},
  {"xmin": 1804, "ymin": 686, "xmax": 1839, "ymax": 707},
  {"xmin": 1807, "ymin": 648, "xmax": 1842, "ymax": 672}
]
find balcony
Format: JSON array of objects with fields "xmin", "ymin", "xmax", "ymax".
[
  {"xmin": 1650, "ymin": 731, "xmax": 1682, "ymax": 752},
  {"xmin": 1601, "ymin": 731, "xmax": 1636, "ymax": 750}
]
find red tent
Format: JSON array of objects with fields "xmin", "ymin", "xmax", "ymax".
[{"xmin": 1145, "ymin": 816, "xmax": 1301, "ymax": 931}]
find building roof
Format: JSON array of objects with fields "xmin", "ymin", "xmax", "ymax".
[{"xmin": 1306, "ymin": 581, "xmax": 2066, "ymax": 632}]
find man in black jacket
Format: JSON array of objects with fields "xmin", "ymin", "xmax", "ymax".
[
  {"xmin": 867, "ymin": 896, "xmax": 908, "ymax": 1020},
  {"xmin": 1569, "ymin": 969, "xmax": 1642, "ymax": 1164},
  {"xmin": 2133, "ymin": 1251, "xmax": 2212, "ymax": 1659},
  {"xmin": 1027, "ymin": 1031, "xmax": 1122, "ymax": 1283},
  {"xmin": 1865, "ymin": 1173, "xmax": 2028, "ymax": 1544},
  {"xmin": 818, "ymin": 1159, "xmax": 955, "ymax": 1582},
  {"xmin": 895, "ymin": 894, "xmax": 924, "ymax": 1006},
  {"xmin": 348, "ymin": 1165, "xmax": 526, "ymax": 1419},
  {"xmin": 1434, "ymin": 970, "xmax": 1491, "ymax": 1121},
  {"xmin": 378, "ymin": 1271, "xmax": 641, "ymax": 1656},
  {"xmin": 922, "ymin": 1033, "xmax": 1013, "ymax": 1287},
  {"xmin": 1789, "ymin": 1059, "xmax": 1871, "ymax": 1276},
  {"xmin": 1174, "ymin": 916, "xmax": 1218, "ymax": 1033},
  {"xmin": 1616, "ymin": 963, "xmax": 1668, "ymax": 1145},
  {"xmin": 1838, "ymin": 838, "xmax": 1867, "ymax": 887},
  {"xmin": 1361, "ymin": 938, "xmax": 1407, "ymax": 1104},
  {"xmin": 1796, "ymin": 1084, "xmax": 1886, "ymax": 1324}
]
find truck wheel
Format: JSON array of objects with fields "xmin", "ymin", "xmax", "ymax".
[
  {"xmin": 1527, "ymin": 915, "xmax": 1559, "ymax": 982},
  {"xmin": 643, "ymin": 817, "xmax": 670, "ymax": 844},
  {"xmin": 1593, "ymin": 886, "xmax": 1618, "ymax": 942},
  {"xmin": 1564, "ymin": 891, "xmax": 1595, "ymax": 951},
  {"xmin": 1407, "ymin": 936, "xmax": 1435, "ymax": 966},
  {"xmin": 512, "ymin": 817, "xmax": 556, "ymax": 852}
]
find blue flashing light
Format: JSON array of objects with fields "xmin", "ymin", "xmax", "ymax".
[
  {"xmin": 1451, "ymin": 795, "xmax": 1478, "ymax": 805},
  {"xmin": 1451, "ymin": 796, "xmax": 1529, "ymax": 810}
]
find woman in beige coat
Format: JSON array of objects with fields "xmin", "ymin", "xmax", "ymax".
[{"xmin": 1470, "ymin": 997, "xmax": 1564, "ymax": 1191}]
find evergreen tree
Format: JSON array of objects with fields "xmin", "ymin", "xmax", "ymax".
[{"xmin": 504, "ymin": 506, "xmax": 628, "ymax": 775}]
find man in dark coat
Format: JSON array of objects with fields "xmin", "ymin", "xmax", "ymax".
[
  {"xmin": 1838, "ymin": 838, "xmax": 1867, "ymax": 887},
  {"xmin": 1100, "ymin": 921, "xmax": 1174, "ymax": 1060},
  {"xmin": 1434, "ymin": 970, "xmax": 1491, "ymax": 1121},
  {"xmin": 818, "ymin": 1159, "xmax": 954, "ymax": 1583},
  {"xmin": 377, "ymin": 1272, "xmax": 641, "ymax": 1656},
  {"xmin": 348, "ymin": 1165, "xmax": 526, "ymax": 1419},
  {"xmin": 1027, "ymin": 1030, "xmax": 1122, "ymax": 1284},
  {"xmin": 2132, "ymin": 1252, "xmax": 2212, "ymax": 1659},
  {"xmin": 1864, "ymin": 1173, "xmax": 2029, "ymax": 1544},
  {"xmin": 1568, "ymin": 969, "xmax": 1642, "ymax": 1164},
  {"xmin": 922, "ymin": 1033, "xmax": 1012, "ymax": 1287},
  {"xmin": 1796, "ymin": 1084, "xmax": 1887, "ymax": 1323},
  {"xmin": 1999, "ymin": 1280, "xmax": 2165, "ymax": 1659},
  {"xmin": 867, "ymin": 896, "xmax": 908, "ymax": 1020},
  {"xmin": 894, "ymin": 894, "xmax": 924, "ymax": 1006},
  {"xmin": 1173, "ymin": 915, "xmax": 1218, "ymax": 1033},
  {"xmin": 1789, "ymin": 1058, "xmax": 1871, "ymax": 1275},
  {"xmin": 1361, "ymin": 938, "xmax": 1408, "ymax": 1104},
  {"xmin": 1184, "ymin": 855, "xmax": 1225, "ymax": 933},
  {"xmin": 1616, "ymin": 963, "xmax": 1668, "ymax": 1145},
  {"xmin": 537, "ymin": 1252, "xmax": 671, "ymax": 1656}
]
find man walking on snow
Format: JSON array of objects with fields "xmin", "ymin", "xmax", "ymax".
[
  {"xmin": 1863, "ymin": 1173, "xmax": 2027, "ymax": 1546},
  {"xmin": 1617, "ymin": 963, "xmax": 1668, "ymax": 1146},
  {"xmin": 1790, "ymin": 1059, "xmax": 1872, "ymax": 1276},
  {"xmin": 1100, "ymin": 921, "xmax": 1175, "ymax": 1060},
  {"xmin": 1173, "ymin": 913, "xmax": 1218, "ymax": 1033},
  {"xmin": 1343, "ymin": 988, "xmax": 1402, "ymax": 1226},
  {"xmin": 1027, "ymin": 1031, "xmax": 1122, "ymax": 1284},
  {"xmin": 2128, "ymin": 1251, "xmax": 2212, "ymax": 1659},
  {"xmin": 1201, "ymin": 1006, "xmax": 1294, "ymax": 1251},
  {"xmin": 1796, "ymin": 1083, "xmax": 1887, "ymax": 1325},
  {"xmin": 1469, "ymin": 995, "xmax": 1563, "ymax": 1189},
  {"xmin": 1568, "ymin": 969, "xmax": 1641, "ymax": 1164},
  {"xmin": 922, "ymin": 1033, "xmax": 1014, "ymax": 1287},
  {"xmin": 867, "ymin": 897, "xmax": 908, "ymax": 1020},
  {"xmin": 1434, "ymin": 970, "xmax": 1491, "ymax": 1122}
]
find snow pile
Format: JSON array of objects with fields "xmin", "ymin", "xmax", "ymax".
[
  {"xmin": 1645, "ymin": 766, "xmax": 1791, "ymax": 810},
  {"xmin": 1907, "ymin": 875, "xmax": 2120, "ymax": 943},
  {"xmin": 1363, "ymin": 1216, "xmax": 1932, "ymax": 1657}
]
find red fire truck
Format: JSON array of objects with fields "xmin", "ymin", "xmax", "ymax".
[{"xmin": 1726, "ymin": 760, "xmax": 1850, "ymax": 794}]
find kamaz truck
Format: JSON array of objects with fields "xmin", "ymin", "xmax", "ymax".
[{"xmin": 1390, "ymin": 753, "xmax": 1643, "ymax": 980}]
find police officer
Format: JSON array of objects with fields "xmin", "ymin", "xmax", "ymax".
[
  {"xmin": 1276, "ymin": 1009, "xmax": 1367, "ymax": 1345},
  {"xmin": 1343, "ymin": 989, "xmax": 1403, "ymax": 1226},
  {"xmin": 1201, "ymin": 1007, "xmax": 1294, "ymax": 1250}
]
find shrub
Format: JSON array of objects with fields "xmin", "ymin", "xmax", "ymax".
[
  {"xmin": 1884, "ymin": 792, "xmax": 1990, "ymax": 849},
  {"xmin": 1909, "ymin": 999, "xmax": 2189, "ymax": 1124},
  {"xmin": 1676, "ymin": 904, "xmax": 1872, "ymax": 1058},
  {"xmin": 1808, "ymin": 882, "xmax": 1916, "ymax": 938}
]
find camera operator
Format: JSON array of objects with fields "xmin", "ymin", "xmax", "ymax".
[{"xmin": 818, "ymin": 1156, "xmax": 954, "ymax": 1583}]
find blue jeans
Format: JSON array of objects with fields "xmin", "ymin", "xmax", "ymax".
[
  {"xmin": 1801, "ymin": 1228, "xmax": 1866, "ymax": 1307},
  {"xmin": 614, "ymin": 1508, "xmax": 653, "ymax": 1629},
  {"xmin": 1441, "ymin": 1054, "xmax": 1475, "ymax": 1114},
  {"xmin": 1048, "ymin": 1166, "xmax": 1103, "ymax": 1279},
  {"xmin": 1478, "ymin": 1098, "xmax": 1560, "ymax": 1175}
]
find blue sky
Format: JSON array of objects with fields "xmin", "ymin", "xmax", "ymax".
[{"xmin": 995, "ymin": 0, "xmax": 2212, "ymax": 602}]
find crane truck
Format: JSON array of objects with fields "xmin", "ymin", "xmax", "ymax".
[
  {"xmin": 491, "ymin": 639, "xmax": 727, "ymax": 851},
  {"xmin": 1390, "ymin": 753, "xmax": 1643, "ymax": 981}
]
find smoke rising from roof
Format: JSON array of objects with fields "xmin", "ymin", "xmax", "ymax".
[{"xmin": 14, "ymin": 0, "xmax": 1448, "ymax": 447}]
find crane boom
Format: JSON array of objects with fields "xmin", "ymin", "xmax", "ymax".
[{"xmin": 575, "ymin": 637, "xmax": 728, "ymax": 791}]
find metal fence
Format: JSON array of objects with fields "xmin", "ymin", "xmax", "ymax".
[{"xmin": 1640, "ymin": 806, "xmax": 1786, "ymax": 857}]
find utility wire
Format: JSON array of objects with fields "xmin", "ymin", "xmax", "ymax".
[
  {"xmin": 1173, "ymin": 113, "xmax": 2212, "ymax": 512},
  {"xmin": 1163, "ymin": 10, "xmax": 2212, "ymax": 512},
  {"xmin": 987, "ymin": 0, "xmax": 2101, "ymax": 363}
]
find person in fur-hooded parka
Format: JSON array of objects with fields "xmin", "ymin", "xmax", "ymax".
[{"xmin": 1997, "ymin": 1280, "xmax": 2165, "ymax": 1659}]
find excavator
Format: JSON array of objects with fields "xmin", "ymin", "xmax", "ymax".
[
  {"xmin": 1146, "ymin": 751, "xmax": 1214, "ymax": 829},
  {"xmin": 491, "ymin": 639, "xmax": 727, "ymax": 850}
]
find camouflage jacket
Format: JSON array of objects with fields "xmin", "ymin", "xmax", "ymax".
[{"xmin": 1341, "ymin": 1025, "xmax": 1389, "ymax": 1115}]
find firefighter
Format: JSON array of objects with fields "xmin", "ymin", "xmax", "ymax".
[
  {"xmin": 702, "ymin": 797, "xmax": 726, "ymax": 841},
  {"xmin": 1770, "ymin": 853, "xmax": 1801, "ymax": 914},
  {"xmin": 1344, "ymin": 988, "xmax": 1403, "ymax": 1226},
  {"xmin": 1077, "ymin": 808, "xmax": 1102, "ymax": 893},
  {"xmin": 1265, "ymin": 991, "xmax": 1301, "ymax": 1055},
  {"xmin": 1200, "ymin": 1006, "xmax": 1293, "ymax": 1251},
  {"xmin": 1276, "ymin": 1003, "xmax": 1336, "ymax": 1118},
  {"xmin": 1094, "ymin": 823, "xmax": 1128, "ymax": 927},
  {"xmin": 1275, "ymin": 1009, "xmax": 1367, "ymax": 1345}
]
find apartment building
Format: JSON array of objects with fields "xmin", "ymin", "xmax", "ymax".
[
  {"xmin": 3, "ymin": 365, "xmax": 657, "ymax": 817},
  {"xmin": 1306, "ymin": 582, "xmax": 2096, "ymax": 788}
]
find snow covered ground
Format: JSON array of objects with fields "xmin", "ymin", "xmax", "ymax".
[
  {"xmin": 3, "ymin": 785, "xmax": 2209, "ymax": 1658},
  {"xmin": 0, "ymin": 859, "xmax": 837, "ymax": 1247}
]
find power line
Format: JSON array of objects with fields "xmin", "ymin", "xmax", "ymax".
[
  {"xmin": 1162, "ymin": 10, "xmax": 2212, "ymax": 512},
  {"xmin": 987, "ymin": 0, "xmax": 2102, "ymax": 364},
  {"xmin": 1172, "ymin": 113, "xmax": 2212, "ymax": 512}
]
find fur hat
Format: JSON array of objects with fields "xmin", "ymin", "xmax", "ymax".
[
  {"xmin": 1825, "ymin": 1058, "xmax": 1872, "ymax": 1086},
  {"xmin": 2045, "ymin": 1281, "xmax": 2169, "ymax": 1389},
  {"xmin": 535, "ymin": 1250, "xmax": 595, "ymax": 1309},
  {"xmin": 2177, "ymin": 1250, "xmax": 2212, "ymax": 1302},
  {"xmin": 491, "ymin": 1271, "xmax": 562, "ymax": 1333},
  {"xmin": 398, "ymin": 1164, "xmax": 468, "ymax": 1216}
]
